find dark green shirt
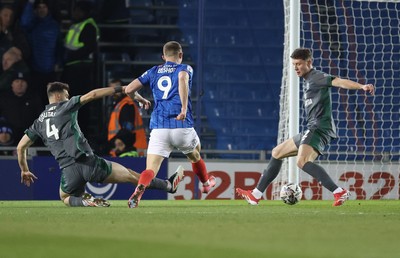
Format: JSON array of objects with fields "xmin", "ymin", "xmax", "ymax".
[
  {"xmin": 303, "ymin": 68, "xmax": 337, "ymax": 138},
  {"xmin": 25, "ymin": 96, "xmax": 93, "ymax": 168}
]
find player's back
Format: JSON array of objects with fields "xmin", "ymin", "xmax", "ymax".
[
  {"xmin": 139, "ymin": 61, "xmax": 194, "ymax": 129},
  {"xmin": 27, "ymin": 96, "xmax": 93, "ymax": 168}
]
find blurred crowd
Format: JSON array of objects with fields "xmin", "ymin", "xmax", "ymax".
[{"xmin": 0, "ymin": 0, "xmax": 145, "ymax": 156}]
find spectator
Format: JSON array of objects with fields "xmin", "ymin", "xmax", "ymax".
[
  {"xmin": 111, "ymin": 129, "xmax": 139, "ymax": 157},
  {"xmin": 107, "ymin": 79, "xmax": 148, "ymax": 156},
  {"xmin": 61, "ymin": 1, "xmax": 99, "ymax": 97},
  {"xmin": 0, "ymin": 117, "xmax": 14, "ymax": 155},
  {"xmin": 0, "ymin": 46, "xmax": 30, "ymax": 92},
  {"xmin": 20, "ymin": 0, "xmax": 63, "ymax": 103},
  {"xmin": 60, "ymin": 1, "xmax": 99, "ymax": 134},
  {"xmin": 0, "ymin": 4, "xmax": 30, "ymax": 68},
  {"xmin": 13, "ymin": 0, "xmax": 63, "ymax": 24},
  {"xmin": 0, "ymin": 71, "xmax": 42, "ymax": 143}
]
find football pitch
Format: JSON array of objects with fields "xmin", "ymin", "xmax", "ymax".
[{"xmin": 0, "ymin": 200, "xmax": 398, "ymax": 258}]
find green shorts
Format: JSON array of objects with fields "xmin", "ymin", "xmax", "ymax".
[
  {"xmin": 293, "ymin": 129, "xmax": 333, "ymax": 155},
  {"xmin": 60, "ymin": 154, "xmax": 112, "ymax": 196}
]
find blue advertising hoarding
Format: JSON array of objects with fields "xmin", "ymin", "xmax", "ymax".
[{"xmin": 0, "ymin": 156, "xmax": 168, "ymax": 201}]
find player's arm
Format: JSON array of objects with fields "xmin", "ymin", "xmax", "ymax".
[
  {"xmin": 331, "ymin": 77, "xmax": 375, "ymax": 95},
  {"xmin": 124, "ymin": 79, "xmax": 151, "ymax": 109},
  {"xmin": 80, "ymin": 86, "xmax": 125, "ymax": 105},
  {"xmin": 16, "ymin": 134, "xmax": 38, "ymax": 187},
  {"xmin": 176, "ymin": 71, "xmax": 189, "ymax": 120}
]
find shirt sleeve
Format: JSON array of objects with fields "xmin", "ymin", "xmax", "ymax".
[
  {"xmin": 315, "ymin": 71, "xmax": 335, "ymax": 88},
  {"xmin": 138, "ymin": 68, "xmax": 152, "ymax": 86},
  {"xmin": 182, "ymin": 64, "xmax": 193, "ymax": 77},
  {"xmin": 24, "ymin": 122, "xmax": 39, "ymax": 142},
  {"xmin": 61, "ymin": 96, "xmax": 82, "ymax": 113}
]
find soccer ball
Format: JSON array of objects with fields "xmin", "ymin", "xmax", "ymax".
[{"xmin": 280, "ymin": 183, "xmax": 302, "ymax": 205}]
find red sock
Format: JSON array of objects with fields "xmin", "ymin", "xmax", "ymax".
[
  {"xmin": 138, "ymin": 169, "xmax": 155, "ymax": 187},
  {"xmin": 191, "ymin": 159, "xmax": 208, "ymax": 183}
]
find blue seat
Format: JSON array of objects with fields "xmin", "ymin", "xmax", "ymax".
[
  {"xmin": 179, "ymin": 32, "xmax": 198, "ymax": 45},
  {"xmin": 155, "ymin": 9, "xmax": 179, "ymax": 25},
  {"xmin": 101, "ymin": 52, "xmax": 123, "ymax": 61},
  {"xmin": 134, "ymin": 50, "xmax": 162, "ymax": 62},
  {"xmin": 128, "ymin": 28, "xmax": 160, "ymax": 43},
  {"xmin": 204, "ymin": 14, "xmax": 230, "ymax": 26},
  {"xmin": 205, "ymin": 48, "xmax": 242, "ymax": 63},
  {"xmin": 129, "ymin": 9, "xmax": 155, "ymax": 24},
  {"xmin": 266, "ymin": 67, "xmax": 283, "ymax": 81},
  {"xmin": 203, "ymin": 66, "xmax": 226, "ymax": 81},
  {"xmin": 206, "ymin": 31, "xmax": 239, "ymax": 46}
]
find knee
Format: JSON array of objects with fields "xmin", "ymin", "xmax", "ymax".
[
  {"xmin": 186, "ymin": 150, "xmax": 201, "ymax": 163},
  {"xmin": 296, "ymin": 158, "xmax": 307, "ymax": 169},
  {"xmin": 271, "ymin": 147, "xmax": 281, "ymax": 159},
  {"xmin": 60, "ymin": 196, "xmax": 70, "ymax": 206}
]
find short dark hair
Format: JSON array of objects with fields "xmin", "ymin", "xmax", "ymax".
[
  {"xmin": 47, "ymin": 82, "xmax": 69, "ymax": 97},
  {"xmin": 290, "ymin": 48, "xmax": 312, "ymax": 60}
]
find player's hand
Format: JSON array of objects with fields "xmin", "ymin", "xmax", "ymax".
[
  {"xmin": 176, "ymin": 111, "xmax": 186, "ymax": 121},
  {"xmin": 137, "ymin": 98, "xmax": 151, "ymax": 110},
  {"xmin": 21, "ymin": 171, "xmax": 38, "ymax": 187},
  {"xmin": 362, "ymin": 84, "xmax": 375, "ymax": 96},
  {"xmin": 132, "ymin": 92, "xmax": 151, "ymax": 110}
]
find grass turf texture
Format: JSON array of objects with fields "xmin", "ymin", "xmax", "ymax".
[{"xmin": 0, "ymin": 200, "xmax": 398, "ymax": 258}]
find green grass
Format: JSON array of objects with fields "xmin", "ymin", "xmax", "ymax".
[{"xmin": 0, "ymin": 200, "xmax": 399, "ymax": 258}]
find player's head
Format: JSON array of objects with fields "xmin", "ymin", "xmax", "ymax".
[
  {"xmin": 290, "ymin": 48, "xmax": 313, "ymax": 78},
  {"xmin": 162, "ymin": 41, "xmax": 183, "ymax": 63},
  {"xmin": 47, "ymin": 82, "xmax": 70, "ymax": 103}
]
